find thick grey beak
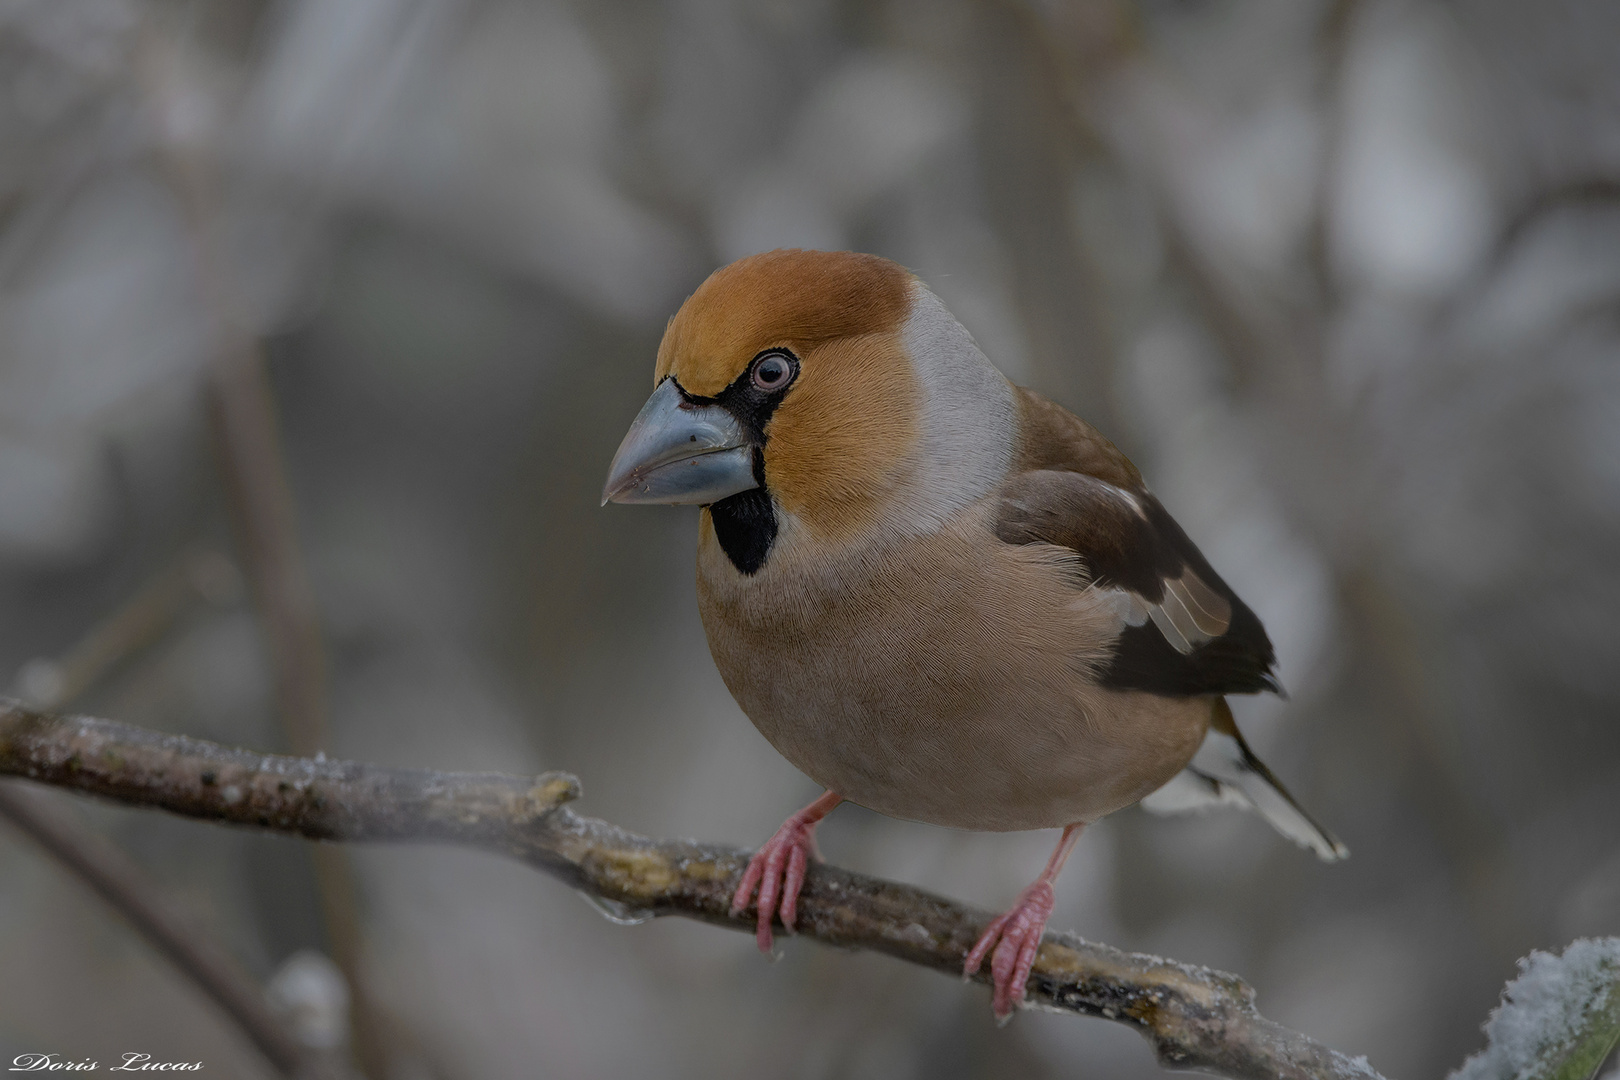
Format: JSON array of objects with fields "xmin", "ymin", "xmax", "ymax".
[{"xmin": 602, "ymin": 379, "xmax": 760, "ymax": 505}]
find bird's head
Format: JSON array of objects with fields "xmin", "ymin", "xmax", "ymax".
[{"xmin": 603, "ymin": 249, "xmax": 1015, "ymax": 569}]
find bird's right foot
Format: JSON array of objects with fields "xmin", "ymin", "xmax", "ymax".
[
  {"xmin": 730, "ymin": 791, "xmax": 841, "ymax": 952},
  {"xmin": 963, "ymin": 880, "xmax": 1056, "ymax": 1020},
  {"xmin": 963, "ymin": 821, "xmax": 1084, "ymax": 1020}
]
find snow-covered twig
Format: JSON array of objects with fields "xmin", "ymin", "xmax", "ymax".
[{"xmin": 1452, "ymin": 939, "xmax": 1620, "ymax": 1080}]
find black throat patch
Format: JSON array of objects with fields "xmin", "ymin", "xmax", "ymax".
[
  {"xmin": 710, "ymin": 474, "xmax": 777, "ymax": 575},
  {"xmin": 686, "ymin": 350, "xmax": 798, "ymax": 576}
]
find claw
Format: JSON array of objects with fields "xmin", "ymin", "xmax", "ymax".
[
  {"xmin": 964, "ymin": 881, "xmax": 1056, "ymax": 1019},
  {"xmin": 730, "ymin": 791, "xmax": 841, "ymax": 952},
  {"xmin": 963, "ymin": 822, "xmax": 1085, "ymax": 1020}
]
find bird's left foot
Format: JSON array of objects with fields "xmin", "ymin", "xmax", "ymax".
[
  {"xmin": 730, "ymin": 791, "xmax": 841, "ymax": 952},
  {"xmin": 963, "ymin": 879, "xmax": 1057, "ymax": 1021}
]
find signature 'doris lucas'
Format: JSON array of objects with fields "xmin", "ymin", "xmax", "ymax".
[{"xmin": 10, "ymin": 1054, "xmax": 203, "ymax": 1072}]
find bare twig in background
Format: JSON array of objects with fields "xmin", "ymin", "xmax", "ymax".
[
  {"xmin": 132, "ymin": 22, "xmax": 386, "ymax": 1077},
  {"xmin": 13, "ymin": 549, "xmax": 241, "ymax": 709},
  {"xmin": 1478, "ymin": 177, "xmax": 1620, "ymax": 281},
  {"xmin": 0, "ymin": 781, "xmax": 340, "ymax": 1080},
  {"xmin": 200, "ymin": 346, "xmax": 385, "ymax": 1073},
  {"xmin": 0, "ymin": 702, "xmax": 1385, "ymax": 1080},
  {"xmin": 203, "ymin": 354, "xmax": 333, "ymax": 758}
]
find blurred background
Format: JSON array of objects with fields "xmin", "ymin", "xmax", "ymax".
[{"xmin": 0, "ymin": 0, "xmax": 1617, "ymax": 1077}]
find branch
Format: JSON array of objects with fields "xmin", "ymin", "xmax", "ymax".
[{"xmin": 0, "ymin": 702, "xmax": 1382, "ymax": 1080}]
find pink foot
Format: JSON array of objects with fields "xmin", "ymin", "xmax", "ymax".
[
  {"xmin": 963, "ymin": 880, "xmax": 1057, "ymax": 1020},
  {"xmin": 730, "ymin": 791, "xmax": 841, "ymax": 952},
  {"xmin": 963, "ymin": 822, "xmax": 1084, "ymax": 1020}
]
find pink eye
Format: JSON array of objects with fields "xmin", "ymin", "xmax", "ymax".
[{"xmin": 751, "ymin": 353, "xmax": 794, "ymax": 391}]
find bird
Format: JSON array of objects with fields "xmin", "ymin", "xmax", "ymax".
[{"xmin": 601, "ymin": 248, "xmax": 1346, "ymax": 1020}]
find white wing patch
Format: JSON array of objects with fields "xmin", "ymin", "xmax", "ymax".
[
  {"xmin": 1080, "ymin": 485, "xmax": 1230, "ymax": 653},
  {"xmin": 1147, "ymin": 572, "xmax": 1232, "ymax": 654},
  {"xmin": 1098, "ymin": 586, "xmax": 1150, "ymax": 627},
  {"xmin": 1140, "ymin": 730, "xmax": 1348, "ymax": 862},
  {"xmin": 1100, "ymin": 570, "xmax": 1232, "ymax": 654}
]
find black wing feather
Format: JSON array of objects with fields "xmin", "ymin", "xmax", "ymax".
[{"xmin": 994, "ymin": 470, "xmax": 1279, "ymax": 698}]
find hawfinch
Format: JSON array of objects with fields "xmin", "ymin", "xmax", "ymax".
[{"xmin": 603, "ymin": 250, "xmax": 1345, "ymax": 1019}]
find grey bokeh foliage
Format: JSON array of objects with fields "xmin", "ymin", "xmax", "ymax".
[{"xmin": 0, "ymin": 0, "xmax": 1617, "ymax": 1077}]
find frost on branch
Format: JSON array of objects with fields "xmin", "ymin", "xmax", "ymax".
[{"xmin": 1451, "ymin": 937, "xmax": 1620, "ymax": 1080}]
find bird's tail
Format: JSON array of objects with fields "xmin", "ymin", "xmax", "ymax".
[{"xmin": 1140, "ymin": 698, "xmax": 1348, "ymax": 862}]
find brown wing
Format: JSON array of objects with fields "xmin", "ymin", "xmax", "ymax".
[
  {"xmin": 1011, "ymin": 386, "xmax": 1142, "ymax": 489},
  {"xmin": 998, "ymin": 389, "xmax": 1280, "ymax": 697}
]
